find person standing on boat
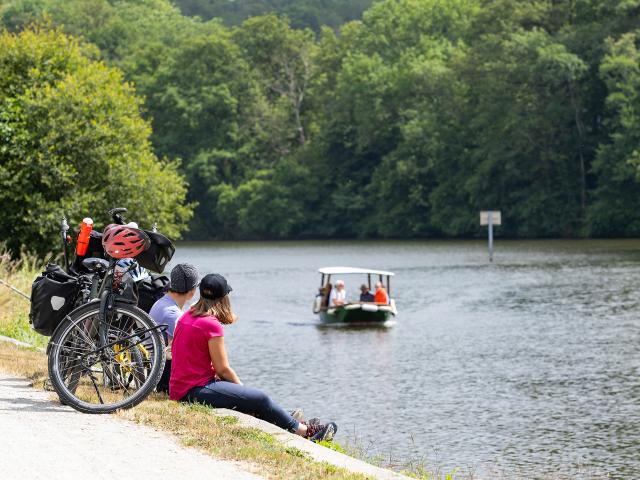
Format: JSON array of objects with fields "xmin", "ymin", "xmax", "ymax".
[
  {"xmin": 374, "ymin": 282, "xmax": 389, "ymax": 305},
  {"xmin": 329, "ymin": 279, "xmax": 347, "ymax": 306},
  {"xmin": 170, "ymin": 273, "xmax": 338, "ymax": 442}
]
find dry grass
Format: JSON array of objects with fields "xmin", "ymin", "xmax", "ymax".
[
  {"xmin": 0, "ymin": 341, "xmax": 49, "ymax": 385},
  {"xmin": 118, "ymin": 397, "xmax": 366, "ymax": 479}
]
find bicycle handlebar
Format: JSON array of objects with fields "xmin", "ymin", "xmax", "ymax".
[{"xmin": 108, "ymin": 207, "xmax": 127, "ymax": 225}]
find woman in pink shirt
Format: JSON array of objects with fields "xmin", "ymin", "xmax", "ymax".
[{"xmin": 170, "ymin": 273, "xmax": 337, "ymax": 442}]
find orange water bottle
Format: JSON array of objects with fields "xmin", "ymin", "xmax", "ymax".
[{"xmin": 76, "ymin": 218, "xmax": 93, "ymax": 256}]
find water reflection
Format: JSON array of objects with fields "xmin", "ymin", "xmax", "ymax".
[{"xmin": 170, "ymin": 239, "xmax": 640, "ymax": 478}]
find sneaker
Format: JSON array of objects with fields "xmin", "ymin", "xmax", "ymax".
[
  {"xmin": 304, "ymin": 419, "xmax": 338, "ymax": 442},
  {"xmin": 289, "ymin": 408, "xmax": 304, "ymax": 422}
]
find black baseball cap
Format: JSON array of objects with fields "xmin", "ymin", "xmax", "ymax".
[{"xmin": 200, "ymin": 273, "xmax": 232, "ymax": 300}]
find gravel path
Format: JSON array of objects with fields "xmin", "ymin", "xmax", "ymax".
[{"xmin": 0, "ymin": 374, "xmax": 263, "ymax": 480}]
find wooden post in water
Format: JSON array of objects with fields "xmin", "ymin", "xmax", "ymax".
[{"xmin": 480, "ymin": 211, "xmax": 502, "ymax": 262}]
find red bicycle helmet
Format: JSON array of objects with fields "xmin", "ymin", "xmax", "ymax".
[{"xmin": 102, "ymin": 224, "xmax": 150, "ymax": 259}]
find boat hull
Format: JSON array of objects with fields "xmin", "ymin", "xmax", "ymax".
[{"xmin": 318, "ymin": 306, "xmax": 393, "ymax": 324}]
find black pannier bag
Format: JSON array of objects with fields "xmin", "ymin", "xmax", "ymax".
[
  {"xmin": 136, "ymin": 274, "xmax": 170, "ymax": 313},
  {"xmin": 29, "ymin": 264, "xmax": 79, "ymax": 336},
  {"xmin": 135, "ymin": 230, "xmax": 175, "ymax": 273}
]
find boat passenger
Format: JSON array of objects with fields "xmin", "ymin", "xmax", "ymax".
[
  {"xmin": 374, "ymin": 282, "xmax": 389, "ymax": 305},
  {"xmin": 329, "ymin": 279, "xmax": 347, "ymax": 306},
  {"xmin": 322, "ymin": 283, "xmax": 332, "ymax": 307},
  {"xmin": 149, "ymin": 263, "xmax": 199, "ymax": 394},
  {"xmin": 359, "ymin": 284, "xmax": 374, "ymax": 302},
  {"xmin": 170, "ymin": 273, "xmax": 337, "ymax": 442}
]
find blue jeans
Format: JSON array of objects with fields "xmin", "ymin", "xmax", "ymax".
[{"xmin": 183, "ymin": 380, "xmax": 299, "ymax": 432}]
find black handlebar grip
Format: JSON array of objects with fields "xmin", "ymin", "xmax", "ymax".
[{"xmin": 108, "ymin": 207, "xmax": 128, "ymax": 225}]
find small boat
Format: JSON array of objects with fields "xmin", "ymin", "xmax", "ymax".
[{"xmin": 313, "ymin": 267, "xmax": 398, "ymax": 325}]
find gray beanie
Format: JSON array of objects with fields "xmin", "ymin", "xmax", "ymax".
[{"xmin": 170, "ymin": 263, "xmax": 199, "ymax": 293}]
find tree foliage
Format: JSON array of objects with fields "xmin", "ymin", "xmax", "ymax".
[
  {"xmin": 2, "ymin": 0, "xmax": 640, "ymax": 242},
  {"xmin": 173, "ymin": 0, "xmax": 372, "ymax": 32},
  {"xmin": 0, "ymin": 26, "xmax": 191, "ymax": 254}
]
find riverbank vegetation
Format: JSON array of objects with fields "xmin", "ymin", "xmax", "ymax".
[{"xmin": 1, "ymin": 1, "xmax": 640, "ymax": 253}]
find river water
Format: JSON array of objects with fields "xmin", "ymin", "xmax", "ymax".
[{"xmin": 169, "ymin": 239, "xmax": 640, "ymax": 479}]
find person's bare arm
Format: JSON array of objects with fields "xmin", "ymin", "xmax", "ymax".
[{"xmin": 208, "ymin": 337, "xmax": 242, "ymax": 384}]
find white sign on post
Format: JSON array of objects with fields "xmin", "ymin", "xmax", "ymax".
[
  {"xmin": 480, "ymin": 211, "xmax": 501, "ymax": 262},
  {"xmin": 480, "ymin": 211, "xmax": 502, "ymax": 226}
]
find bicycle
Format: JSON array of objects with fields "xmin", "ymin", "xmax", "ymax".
[{"xmin": 46, "ymin": 208, "xmax": 168, "ymax": 413}]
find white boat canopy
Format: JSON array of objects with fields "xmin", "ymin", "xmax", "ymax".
[{"xmin": 318, "ymin": 266, "xmax": 394, "ymax": 276}]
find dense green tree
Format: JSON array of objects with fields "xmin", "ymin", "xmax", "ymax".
[
  {"xmin": 213, "ymin": 156, "xmax": 315, "ymax": 238},
  {"xmin": 234, "ymin": 15, "xmax": 316, "ymax": 146},
  {"xmin": 3, "ymin": 0, "xmax": 640, "ymax": 241},
  {"xmin": 173, "ymin": 0, "xmax": 372, "ymax": 32},
  {"xmin": 0, "ymin": 27, "xmax": 192, "ymax": 254},
  {"xmin": 308, "ymin": 0, "xmax": 479, "ymax": 237},
  {"xmin": 589, "ymin": 31, "xmax": 640, "ymax": 235},
  {"xmin": 464, "ymin": 27, "xmax": 588, "ymax": 236}
]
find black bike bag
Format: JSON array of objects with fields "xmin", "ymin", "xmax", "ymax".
[
  {"xmin": 135, "ymin": 231, "xmax": 175, "ymax": 273},
  {"xmin": 29, "ymin": 264, "xmax": 79, "ymax": 336},
  {"xmin": 136, "ymin": 274, "xmax": 170, "ymax": 313}
]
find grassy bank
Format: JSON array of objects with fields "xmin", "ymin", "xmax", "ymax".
[{"xmin": 0, "ymin": 251, "xmax": 46, "ymax": 348}]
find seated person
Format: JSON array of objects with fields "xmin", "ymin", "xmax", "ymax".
[
  {"xmin": 329, "ymin": 279, "xmax": 347, "ymax": 306},
  {"xmin": 373, "ymin": 281, "xmax": 389, "ymax": 305},
  {"xmin": 359, "ymin": 284, "xmax": 374, "ymax": 302},
  {"xmin": 170, "ymin": 273, "xmax": 337, "ymax": 442},
  {"xmin": 323, "ymin": 283, "xmax": 332, "ymax": 307},
  {"xmin": 149, "ymin": 263, "xmax": 199, "ymax": 394}
]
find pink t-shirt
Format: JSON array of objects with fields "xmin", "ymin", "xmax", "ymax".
[{"xmin": 169, "ymin": 309, "xmax": 224, "ymax": 401}]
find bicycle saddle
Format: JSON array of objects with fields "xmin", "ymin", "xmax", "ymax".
[{"xmin": 82, "ymin": 257, "xmax": 109, "ymax": 272}]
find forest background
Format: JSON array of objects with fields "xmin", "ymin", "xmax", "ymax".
[{"xmin": 1, "ymin": 0, "xmax": 640, "ymax": 254}]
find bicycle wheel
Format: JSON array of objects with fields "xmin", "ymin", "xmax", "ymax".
[{"xmin": 48, "ymin": 300, "xmax": 166, "ymax": 414}]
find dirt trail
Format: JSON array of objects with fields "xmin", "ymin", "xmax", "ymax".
[{"xmin": 0, "ymin": 374, "xmax": 263, "ymax": 480}]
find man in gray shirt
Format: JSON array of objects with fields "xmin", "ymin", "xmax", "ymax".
[{"xmin": 150, "ymin": 263, "xmax": 199, "ymax": 393}]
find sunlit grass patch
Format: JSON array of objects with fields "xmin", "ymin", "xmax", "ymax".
[
  {"xmin": 0, "ymin": 249, "xmax": 45, "ymax": 348},
  {"xmin": 317, "ymin": 439, "xmax": 347, "ymax": 453}
]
